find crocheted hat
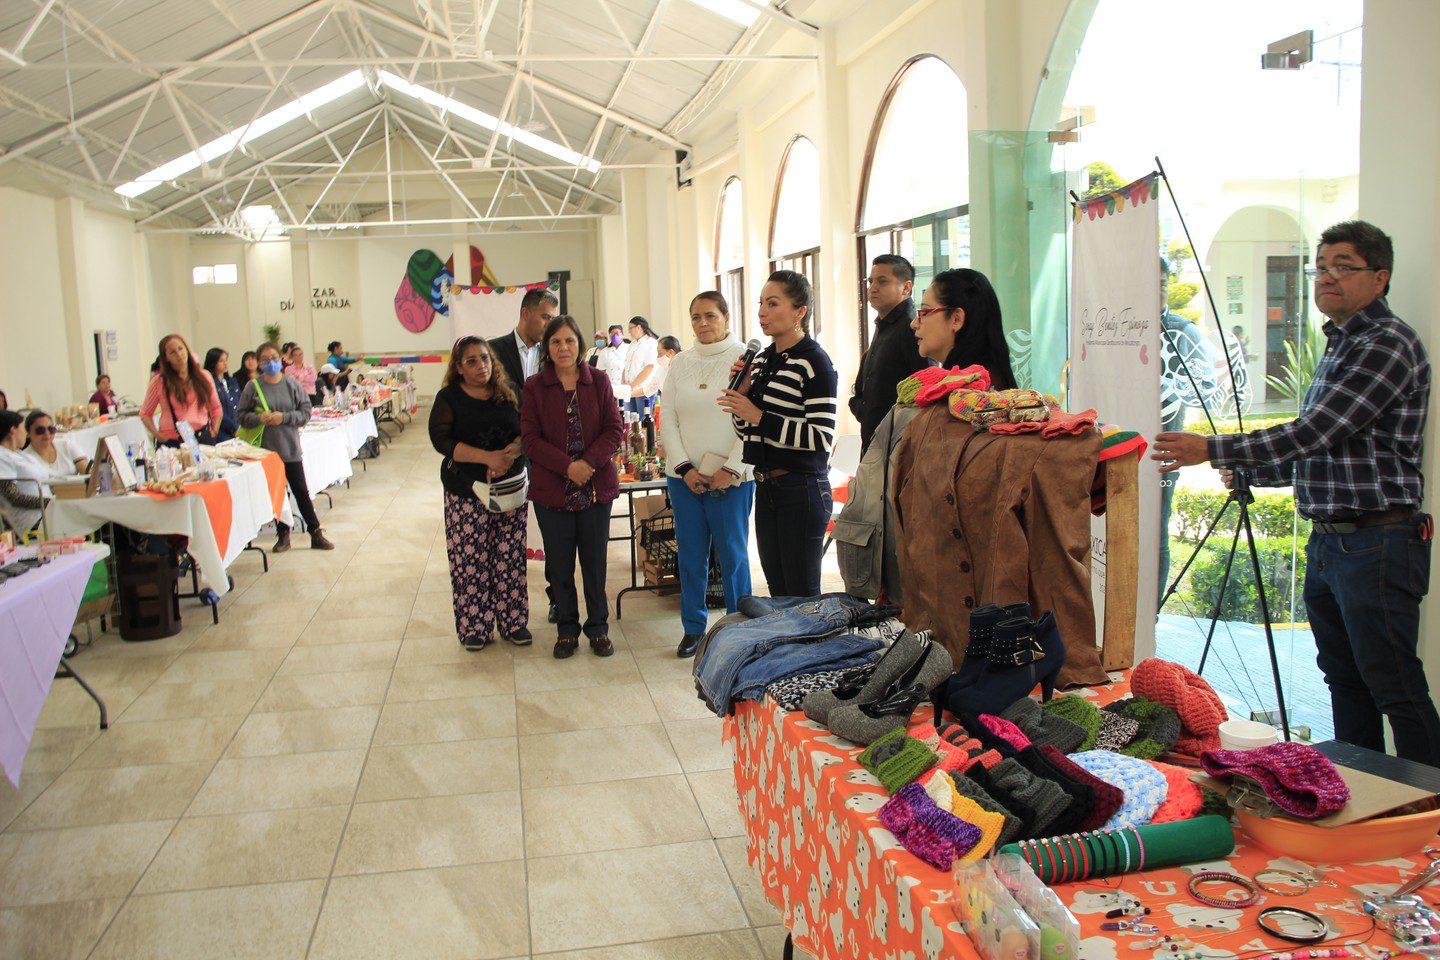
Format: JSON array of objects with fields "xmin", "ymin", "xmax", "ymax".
[
  {"xmin": 1013, "ymin": 746, "xmax": 1093, "ymax": 837},
  {"xmin": 878, "ymin": 782, "xmax": 982, "ymax": 870},
  {"xmin": 1041, "ymin": 694, "xmax": 1102, "ymax": 751},
  {"xmin": 1147, "ymin": 761, "xmax": 1204, "ymax": 823},
  {"xmin": 1095, "ymin": 712, "xmax": 1141, "ymax": 753},
  {"xmin": 987, "ymin": 758, "xmax": 1073, "ymax": 838},
  {"xmin": 951, "ymin": 795, "xmax": 1006, "ymax": 864},
  {"xmin": 1200, "ymin": 741, "xmax": 1350, "ymax": 820},
  {"xmin": 1002, "ymin": 697, "xmax": 1088, "ymax": 755},
  {"xmin": 1067, "ymin": 750, "xmax": 1169, "ymax": 830},
  {"xmin": 1131, "ymin": 659, "xmax": 1228, "ymax": 755},
  {"xmin": 1037, "ymin": 745, "xmax": 1124, "ymax": 832},
  {"xmin": 979, "ymin": 714, "xmax": 1032, "ymax": 751},
  {"xmin": 1102, "ymin": 697, "xmax": 1182, "ymax": 759},
  {"xmin": 859, "ymin": 729, "xmax": 939, "ymax": 794},
  {"xmin": 950, "ymin": 772, "xmax": 1025, "ymax": 845}
]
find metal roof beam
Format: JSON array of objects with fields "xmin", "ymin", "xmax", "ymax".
[{"xmin": 13, "ymin": 53, "xmax": 817, "ymax": 69}]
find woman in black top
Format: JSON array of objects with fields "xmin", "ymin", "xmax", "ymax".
[
  {"xmin": 911, "ymin": 268, "xmax": 1016, "ymax": 387},
  {"xmin": 428, "ymin": 336, "xmax": 531, "ymax": 651},
  {"xmin": 202, "ymin": 347, "xmax": 241, "ymax": 443},
  {"xmin": 720, "ymin": 269, "xmax": 839, "ymax": 598}
]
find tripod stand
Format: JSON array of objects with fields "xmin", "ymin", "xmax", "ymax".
[{"xmin": 1157, "ymin": 469, "xmax": 1291, "ymax": 741}]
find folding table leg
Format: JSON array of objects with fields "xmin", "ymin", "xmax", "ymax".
[
  {"xmin": 56, "ymin": 659, "xmax": 107, "ymax": 730},
  {"xmin": 243, "ymin": 544, "xmax": 269, "ymax": 573}
]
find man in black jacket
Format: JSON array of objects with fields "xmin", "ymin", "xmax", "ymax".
[
  {"xmin": 851, "ymin": 254, "xmax": 928, "ymax": 452},
  {"xmin": 489, "ymin": 288, "xmax": 557, "ymax": 402}
]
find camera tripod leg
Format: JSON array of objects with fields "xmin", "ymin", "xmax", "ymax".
[
  {"xmin": 1161, "ymin": 495, "xmax": 1236, "ymax": 610},
  {"xmin": 1240, "ymin": 504, "xmax": 1291, "ymax": 741},
  {"xmin": 1198, "ymin": 519, "xmax": 1245, "ymax": 675}
]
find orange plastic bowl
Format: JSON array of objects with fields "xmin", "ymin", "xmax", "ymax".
[{"xmin": 1236, "ymin": 805, "xmax": 1440, "ymax": 863}]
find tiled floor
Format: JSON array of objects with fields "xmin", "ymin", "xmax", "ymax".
[{"xmin": 1, "ymin": 413, "xmax": 837, "ymax": 960}]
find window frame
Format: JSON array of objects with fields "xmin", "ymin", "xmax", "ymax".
[
  {"xmin": 855, "ymin": 205, "xmax": 968, "ymax": 351},
  {"xmin": 714, "ymin": 176, "xmax": 747, "ymax": 340},
  {"xmin": 769, "ymin": 247, "xmax": 822, "ymax": 339}
]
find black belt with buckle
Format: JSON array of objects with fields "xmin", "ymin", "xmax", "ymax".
[
  {"xmin": 1310, "ymin": 507, "xmax": 1416, "ymax": 536},
  {"xmin": 753, "ymin": 468, "xmax": 791, "ymax": 483}
]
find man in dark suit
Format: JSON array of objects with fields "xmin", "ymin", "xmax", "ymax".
[
  {"xmin": 851, "ymin": 254, "xmax": 927, "ymax": 453},
  {"xmin": 490, "ymin": 287, "xmax": 560, "ymax": 620},
  {"xmin": 489, "ymin": 288, "xmax": 558, "ymax": 400}
]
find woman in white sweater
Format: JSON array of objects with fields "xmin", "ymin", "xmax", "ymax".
[{"xmin": 659, "ymin": 291, "xmax": 755, "ymax": 658}]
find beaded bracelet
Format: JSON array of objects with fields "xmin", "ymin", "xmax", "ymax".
[{"xmin": 1188, "ymin": 871, "xmax": 1262, "ymax": 908}]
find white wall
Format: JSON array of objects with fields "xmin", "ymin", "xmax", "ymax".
[{"xmin": 0, "ymin": 188, "xmax": 70, "ymax": 411}]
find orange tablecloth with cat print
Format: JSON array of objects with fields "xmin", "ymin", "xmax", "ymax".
[{"xmin": 726, "ymin": 675, "xmax": 1432, "ymax": 960}]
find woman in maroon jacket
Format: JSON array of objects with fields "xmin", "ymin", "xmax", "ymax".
[{"xmin": 521, "ymin": 315, "xmax": 625, "ymax": 658}]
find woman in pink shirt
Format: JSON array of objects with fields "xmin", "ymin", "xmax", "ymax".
[
  {"xmin": 283, "ymin": 343, "xmax": 318, "ymax": 398},
  {"xmin": 140, "ymin": 333, "xmax": 222, "ymax": 446}
]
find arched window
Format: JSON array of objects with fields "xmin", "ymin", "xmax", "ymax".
[
  {"xmin": 855, "ymin": 55, "xmax": 970, "ymax": 348},
  {"xmin": 714, "ymin": 176, "xmax": 747, "ymax": 338},
  {"xmin": 769, "ymin": 136, "xmax": 823, "ymax": 336}
]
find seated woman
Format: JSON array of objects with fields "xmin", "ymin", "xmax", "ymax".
[
  {"xmin": 89, "ymin": 375, "xmax": 119, "ymax": 416},
  {"xmin": 836, "ymin": 267, "xmax": 1016, "ymax": 603},
  {"xmin": 284, "ymin": 343, "xmax": 318, "ymax": 398},
  {"xmin": 0, "ymin": 410, "xmax": 50, "ymax": 536},
  {"xmin": 23, "ymin": 411, "xmax": 89, "ymax": 478}
]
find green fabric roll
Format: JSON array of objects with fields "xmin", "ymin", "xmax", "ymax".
[{"xmin": 999, "ymin": 815, "xmax": 1236, "ymax": 881}]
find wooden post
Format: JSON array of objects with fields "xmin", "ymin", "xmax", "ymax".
[{"xmin": 1101, "ymin": 450, "xmax": 1139, "ymax": 671}]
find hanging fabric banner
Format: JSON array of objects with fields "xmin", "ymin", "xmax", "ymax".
[
  {"xmin": 448, "ymin": 281, "xmax": 557, "ymax": 343},
  {"xmin": 1069, "ymin": 173, "xmax": 1162, "ymax": 660}
]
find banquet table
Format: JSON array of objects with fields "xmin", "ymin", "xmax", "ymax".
[
  {"xmin": 727, "ymin": 675, "xmax": 1432, "ymax": 960},
  {"xmin": 299, "ymin": 423, "xmax": 355, "ymax": 498},
  {"xmin": 310, "ymin": 407, "xmax": 379, "ymax": 459},
  {"xmin": 58, "ymin": 416, "xmax": 149, "ymax": 463},
  {"xmin": 0, "ymin": 550, "xmax": 100, "ymax": 786},
  {"xmin": 44, "ymin": 455, "xmax": 291, "ymax": 598}
]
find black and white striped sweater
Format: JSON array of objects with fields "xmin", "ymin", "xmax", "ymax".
[{"xmin": 732, "ymin": 334, "xmax": 839, "ymax": 474}]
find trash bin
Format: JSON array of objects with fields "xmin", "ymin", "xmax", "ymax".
[{"xmin": 115, "ymin": 548, "xmax": 181, "ymax": 641}]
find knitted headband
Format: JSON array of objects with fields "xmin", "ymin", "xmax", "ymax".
[
  {"xmin": 1002, "ymin": 697, "xmax": 1088, "ymax": 755},
  {"xmin": 1102, "ymin": 697, "xmax": 1181, "ymax": 759},
  {"xmin": 1041, "ymin": 695, "xmax": 1102, "ymax": 751},
  {"xmin": 1200, "ymin": 741, "xmax": 1350, "ymax": 820},
  {"xmin": 1131, "ymin": 659, "xmax": 1227, "ymax": 755},
  {"xmin": 859, "ymin": 729, "xmax": 939, "ymax": 795}
]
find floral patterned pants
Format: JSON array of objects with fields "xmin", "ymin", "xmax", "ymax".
[{"xmin": 443, "ymin": 492, "xmax": 528, "ymax": 645}]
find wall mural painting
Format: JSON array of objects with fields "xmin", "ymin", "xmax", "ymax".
[{"xmin": 394, "ymin": 244, "xmax": 500, "ymax": 332}]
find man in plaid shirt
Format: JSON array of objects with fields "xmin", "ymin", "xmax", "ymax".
[{"xmin": 1153, "ymin": 220, "xmax": 1439, "ymax": 765}]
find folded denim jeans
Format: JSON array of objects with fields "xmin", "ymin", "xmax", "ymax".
[
  {"xmin": 729, "ymin": 633, "xmax": 884, "ymax": 706},
  {"xmin": 696, "ymin": 595, "xmax": 898, "ymax": 714}
]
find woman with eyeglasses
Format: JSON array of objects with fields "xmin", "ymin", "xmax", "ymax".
[
  {"xmin": 522, "ymin": 315, "xmax": 624, "ymax": 658},
  {"xmin": 0, "ymin": 410, "xmax": 50, "ymax": 535},
  {"xmin": 428, "ymin": 336, "xmax": 531, "ymax": 651},
  {"xmin": 140, "ymin": 333, "xmax": 222, "ymax": 447},
  {"xmin": 22, "ymin": 411, "xmax": 89, "ymax": 478},
  {"xmin": 719, "ymin": 269, "xmax": 838, "ymax": 598},
  {"xmin": 910, "ymin": 268, "xmax": 1016, "ymax": 387}
]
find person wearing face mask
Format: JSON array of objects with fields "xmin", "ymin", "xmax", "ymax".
[
  {"xmin": 836, "ymin": 267, "xmax": 1014, "ymax": 603},
  {"xmin": 586, "ymin": 330, "xmax": 608, "ymax": 368},
  {"xmin": 720, "ymin": 270, "xmax": 838, "ymax": 598},
  {"xmin": 23, "ymin": 411, "xmax": 89, "ymax": 478},
  {"xmin": 852, "ymin": 254, "xmax": 930, "ymax": 454},
  {"xmin": 140, "ymin": 333, "xmax": 222, "ymax": 447},
  {"xmin": 652, "ymin": 336, "xmax": 681, "ymax": 394},
  {"xmin": 237, "ymin": 342, "xmax": 334, "ymax": 552},
  {"xmin": 595, "ymin": 324, "xmax": 629, "ymax": 393},
  {"xmin": 0, "ymin": 410, "xmax": 50, "ymax": 536},
  {"xmin": 429, "ymin": 336, "xmax": 530, "ymax": 650},
  {"xmin": 661, "ymin": 294, "xmax": 753, "ymax": 657}
]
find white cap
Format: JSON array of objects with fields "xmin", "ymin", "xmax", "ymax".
[{"xmin": 319, "ymin": 363, "xmax": 340, "ymax": 374}]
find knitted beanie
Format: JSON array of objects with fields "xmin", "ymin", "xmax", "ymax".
[
  {"xmin": 1095, "ymin": 712, "xmax": 1141, "ymax": 753},
  {"xmin": 1067, "ymin": 750, "xmax": 1169, "ymax": 829},
  {"xmin": 1199, "ymin": 786, "xmax": 1232, "ymax": 820},
  {"xmin": 1037, "ymin": 745, "xmax": 1124, "ymax": 832},
  {"xmin": 1131, "ymin": 659, "xmax": 1228, "ymax": 755},
  {"xmin": 1200, "ymin": 741, "xmax": 1350, "ymax": 820},
  {"xmin": 950, "ymin": 772, "xmax": 1026, "ymax": 845},
  {"xmin": 859, "ymin": 729, "xmax": 939, "ymax": 794},
  {"xmin": 1002, "ymin": 697, "xmax": 1088, "ymax": 755},
  {"xmin": 979, "ymin": 714, "xmax": 1032, "ymax": 751},
  {"xmin": 1041, "ymin": 695, "xmax": 1102, "ymax": 751},
  {"xmin": 951, "ymin": 795, "xmax": 1006, "ymax": 864},
  {"xmin": 1103, "ymin": 697, "xmax": 1182, "ymax": 760},
  {"xmin": 988, "ymin": 758, "xmax": 1073, "ymax": 838},
  {"xmin": 1147, "ymin": 761, "xmax": 1204, "ymax": 824}
]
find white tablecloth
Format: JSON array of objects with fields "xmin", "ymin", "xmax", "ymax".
[
  {"xmin": 310, "ymin": 408, "xmax": 378, "ymax": 459},
  {"xmin": 44, "ymin": 459, "xmax": 291, "ymax": 597},
  {"xmin": 59, "ymin": 417, "xmax": 149, "ymax": 462},
  {"xmin": 0, "ymin": 550, "xmax": 98, "ymax": 786},
  {"xmin": 299, "ymin": 425, "xmax": 353, "ymax": 497}
]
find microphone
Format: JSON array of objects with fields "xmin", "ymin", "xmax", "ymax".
[{"xmin": 728, "ymin": 338, "xmax": 763, "ymax": 391}]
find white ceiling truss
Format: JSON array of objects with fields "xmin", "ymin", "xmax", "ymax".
[{"xmin": 0, "ymin": 0, "xmax": 818, "ymax": 236}]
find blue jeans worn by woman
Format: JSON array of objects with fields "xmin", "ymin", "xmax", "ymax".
[
  {"xmin": 1304, "ymin": 523, "xmax": 1440, "ymax": 765},
  {"xmin": 667, "ymin": 476, "xmax": 753, "ymax": 636},
  {"xmin": 694, "ymin": 594, "xmax": 896, "ymax": 714},
  {"xmin": 754, "ymin": 471, "xmax": 832, "ymax": 598}
]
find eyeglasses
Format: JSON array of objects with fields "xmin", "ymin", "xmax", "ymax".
[
  {"xmin": 32, "ymin": 425, "xmax": 57, "ymax": 435},
  {"xmin": 1303, "ymin": 264, "xmax": 1377, "ymax": 282},
  {"xmin": 915, "ymin": 306, "xmax": 953, "ymax": 321}
]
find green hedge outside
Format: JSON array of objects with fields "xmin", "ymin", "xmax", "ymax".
[
  {"xmin": 1183, "ymin": 414, "xmax": 1296, "ymax": 435},
  {"xmin": 1163, "ymin": 536, "xmax": 1305, "ymax": 624},
  {"xmin": 1171, "ymin": 488, "xmax": 1310, "ymax": 543}
]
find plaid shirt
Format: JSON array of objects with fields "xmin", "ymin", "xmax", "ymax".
[{"xmin": 1207, "ymin": 298, "xmax": 1429, "ymax": 521}]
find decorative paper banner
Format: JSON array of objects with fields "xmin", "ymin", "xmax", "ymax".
[
  {"xmin": 448, "ymin": 281, "xmax": 557, "ymax": 343},
  {"xmin": 360, "ymin": 354, "xmax": 446, "ymax": 365},
  {"xmin": 1070, "ymin": 172, "xmax": 1162, "ymax": 661},
  {"xmin": 396, "ymin": 244, "xmax": 501, "ymax": 330}
]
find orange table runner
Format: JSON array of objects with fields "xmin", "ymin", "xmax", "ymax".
[
  {"xmin": 137, "ymin": 453, "xmax": 288, "ymax": 558},
  {"xmin": 727, "ymin": 674, "xmax": 1432, "ymax": 960}
]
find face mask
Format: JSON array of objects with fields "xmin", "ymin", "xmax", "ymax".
[
  {"xmin": 610, "ymin": 333, "xmax": 623, "ymax": 346},
  {"xmin": 659, "ymin": 355, "xmax": 671, "ymax": 368},
  {"xmin": 595, "ymin": 337, "xmax": 605, "ymax": 347},
  {"xmin": 260, "ymin": 360, "xmax": 283, "ymax": 376}
]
